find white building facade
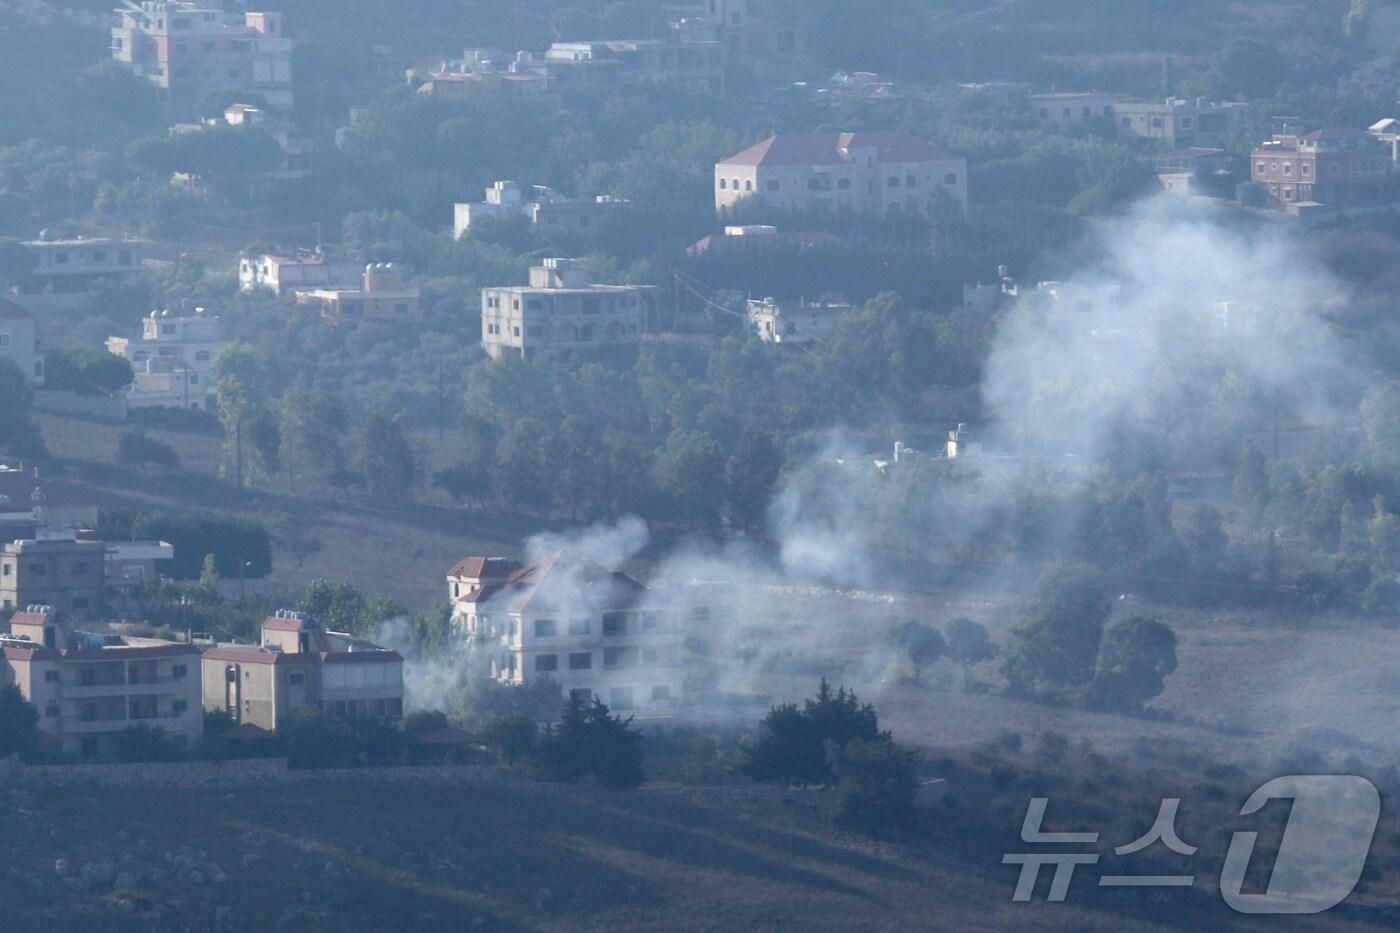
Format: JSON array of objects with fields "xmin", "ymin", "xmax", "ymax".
[
  {"xmin": 714, "ymin": 132, "xmax": 968, "ymax": 217},
  {"xmin": 480, "ymin": 259, "xmax": 657, "ymax": 359}
]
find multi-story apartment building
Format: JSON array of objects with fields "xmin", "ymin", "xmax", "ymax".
[
  {"xmin": 0, "ymin": 297, "xmax": 43, "ymax": 385},
  {"xmin": 1115, "ymin": 98, "xmax": 1246, "ymax": 150},
  {"xmin": 747, "ymin": 297, "xmax": 851, "ymax": 345},
  {"xmin": 1251, "ymin": 127, "xmax": 1394, "ymax": 212},
  {"xmin": 111, "ymin": 2, "xmax": 293, "ymax": 113},
  {"xmin": 714, "ymin": 132, "xmax": 968, "ymax": 217},
  {"xmin": 447, "ymin": 552, "xmax": 682, "ymax": 717},
  {"xmin": 201, "ymin": 611, "xmax": 405, "ymax": 732},
  {"xmin": 0, "ymin": 538, "xmax": 108, "ymax": 618},
  {"xmin": 239, "ymin": 252, "xmax": 362, "ymax": 294},
  {"xmin": 453, "ymin": 181, "xmax": 632, "ymax": 239},
  {"xmin": 295, "ymin": 263, "xmax": 421, "ymax": 325},
  {"xmin": 106, "ymin": 308, "xmax": 224, "ymax": 411},
  {"xmin": 19, "ymin": 236, "xmax": 146, "ymax": 294},
  {"xmin": 2, "ymin": 606, "xmax": 203, "ymax": 757},
  {"xmin": 480, "ymin": 259, "xmax": 658, "ymax": 359}
]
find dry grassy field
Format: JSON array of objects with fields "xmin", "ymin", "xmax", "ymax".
[{"xmin": 1, "ymin": 769, "xmax": 1391, "ymax": 933}]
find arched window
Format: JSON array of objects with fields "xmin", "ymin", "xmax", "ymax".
[{"xmin": 719, "ymin": 178, "xmax": 727, "ymax": 189}]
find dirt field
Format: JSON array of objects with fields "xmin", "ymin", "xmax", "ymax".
[{"xmin": 0, "ymin": 769, "xmax": 1388, "ymax": 933}]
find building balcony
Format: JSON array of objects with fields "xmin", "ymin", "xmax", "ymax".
[{"xmin": 61, "ymin": 675, "xmax": 189, "ymax": 697}]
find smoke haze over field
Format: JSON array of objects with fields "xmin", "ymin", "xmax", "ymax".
[{"xmin": 389, "ymin": 195, "xmax": 1398, "ymax": 753}]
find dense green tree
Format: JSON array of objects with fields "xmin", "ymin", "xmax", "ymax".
[
  {"xmin": 742, "ymin": 680, "xmax": 882, "ymax": 786},
  {"xmin": 532, "ymin": 694, "xmax": 644, "ymax": 787},
  {"xmin": 944, "ymin": 617, "xmax": 998, "ymax": 692},
  {"xmin": 43, "ymin": 348, "xmax": 133, "ymax": 395},
  {"xmin": 0, "ymin": 685, "xmax": 39, "ymax": 760},
  {"xmin": 1088, "ymin": 616, "xmax": 1178, "ymax": 711},
  {"xmin": 0, "ymin": 357, "xmax": 47, "ymax": 459},
  {"xmin": 280, "ymin": 389, "xmax": 349, "ymax": 490},
  {"xmin": 888, "ymin": 619, "xmax": 946, "ymax": 683},
  {"xmin": 486, "ymin": 714, "xmax": 539, "ymax": 765},
  {"xmin": 1002, "ymin": 564, "xmax": 1111, "ymax": 698},
  {"xmin": 726, "ymin": 428, "xmax": 782, "ymax": 532},
  {"xmin": 357, "ymin": 410, "xmax": 417, "ymax": 496},
  {"xmin": 825, "ymin": 736, "xmax": 920, "ymax": 838}
]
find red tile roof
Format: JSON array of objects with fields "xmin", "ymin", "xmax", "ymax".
[
  {"xmin": 719, "ymin": 132, "xmax": 954, "ymax": 168},
  {"xmin": 10, "ymin": 611, "xmax": 52, "ymax": 626},
  {"xmin": 447, "ymin": 556, "xmax": 522, "ymax": 580},
  {"xmin": 0, "ymin": 296, "xmax": 34, "ymax": 321},
  {"xmin": 449, "ymin": 550, "xmax": 646, "ymax": 615}
]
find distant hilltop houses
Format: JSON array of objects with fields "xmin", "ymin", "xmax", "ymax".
[{"xmin": 110, "ymin": 1, "xmax": 293, "ymax": 114}]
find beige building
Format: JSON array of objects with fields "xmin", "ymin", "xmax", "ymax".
[
  {"xmin": 2, "ymin": 606, "xmax": 203, "ymax": 758},
  {"xmin": 0, "ymin": 537, "xmax": 108, "ymax": 618},
  {"xmin": 201, "ymin": 611, "xmax": 404, "ymax": 732},
  {"xmin": 714, "ymin": 132, "xmax": 968, "ymax": 217},
  {"xmin": 239, "ymin": 252, "xmax": 362, "ymax": 294},
  {"xmin": 20, "ymin": 236, "xmax": 146, "ymax": 294},
  {"xmin": 480, "ymin": 258, "xmax": 657, "ymax": 359},
  {"xmin": 111, "ymin": 2, "xmax": 293, "ymax": 112},
  {"xmin": 747, "ymin": 297, "xmax": 850, "ymax": 345},
  {"xmin": 1115, "ymin": 98, "xmax": 1246, "ymax": 150},
  {"xmin": 447, "ymin": 552, "xmax": 683, "ymax": 717},
  {"xmin": 107, "ymin": 307, "xmax": 224, "ymax": 411},
  {"xmin": 1030, "ymin": 92, "xmax": 1121, "ymax": 130},
  {"xmin": 295, "ymin": 263, "xmax": 421, "ymax": 325},
  {"xmin": 0, "ymin": 297, "xmax": 43, "ymax": 385}
]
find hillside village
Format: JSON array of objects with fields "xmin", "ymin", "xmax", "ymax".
[{"xmin": 7, "ymin": 0, "xmax": 1400, "ymax": 928}]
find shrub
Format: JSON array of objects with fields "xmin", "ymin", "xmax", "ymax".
[
  {"xmin": 532, "ymin": 694, "xmax": 644, "ymax": 787},
  {"xmin": 741, "ymin": 679, "xmax": 881, "ymax": 786}
]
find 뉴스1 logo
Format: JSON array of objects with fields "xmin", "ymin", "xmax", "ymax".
[{"xmin": 1003, "ymin": 774, "xmax": 1380, "ymax": 914}]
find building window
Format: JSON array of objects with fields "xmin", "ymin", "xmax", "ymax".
[
  {"xmin": 536, "ymin": 653, "xmax": 558, "ymax": 672},
  {"xmin": 610, "ymin": 687, "xmax": 634, "ymax": 710},
  {"xmin": 744, "ymin": 180, "xmax": 752, "ymax": 191},
  {"xmin": 602, "ymin": 613, "xmax": 626, "ymax": 636},
  {"xmin": 44, "ymin": 670, "xmax": 58, "ymax": 683},
  {"xmin": 534, "ymin": 619, "xmax": 557, "ymax": 638},
  {"xmin": 45, "ymin": 703, "xmax": 59, "ymax": 718},
  {"xmin": 837, "ymin": 178, "xmax": 851, "ymax": 190},
  {"xmin": 652, "ymin": 685, "xmax": 671, "ymax": 702},
  {"xmin": 30, "ymin": 564, "xmax": 46, "ymax": 576},
  {"xmin": 887, "ymin": 176, "xmax": 900, "ymax": 188},
  {"xmin": 1282, "ymin": 164, "xmax": 1292, "ymax": 176},
  {"xmin": 906, "ymin": 174, "xmax": 917, "ymax": 186},
  {"xmin": 944, "ymin": 173, "xmax": 958, "ymax": 185},
  {"xmin": 289, "ymin": 672, "xmax": 305, "ymax": 685},
  {"xmin": 568, "ymin": 618, "xmax": 590, "ymax": 635},
  {"xmin": 569, "ymin": 688, "xmax": 592, "ymax": 704},
  {"xmin": 766, "ymin": 180, "xmax": 779, "ymax": 192},
  {"xmin": 568, "ymin": 652, "xmax": 592, "ymax": 670},
  {"xmin": 172, "ymin": 664, "xmax": 187, "ymax": 679},
  {"xmin": 719, "ymin": 178, "xmax": 727, "ymax": 189},
  {"xmin": 1256, "ymin": 162, "xmax": 1267, "ymax": 174},
  {"xmin": 173, "ymin": 700, "xmax": 188, "ymax": 714}
]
